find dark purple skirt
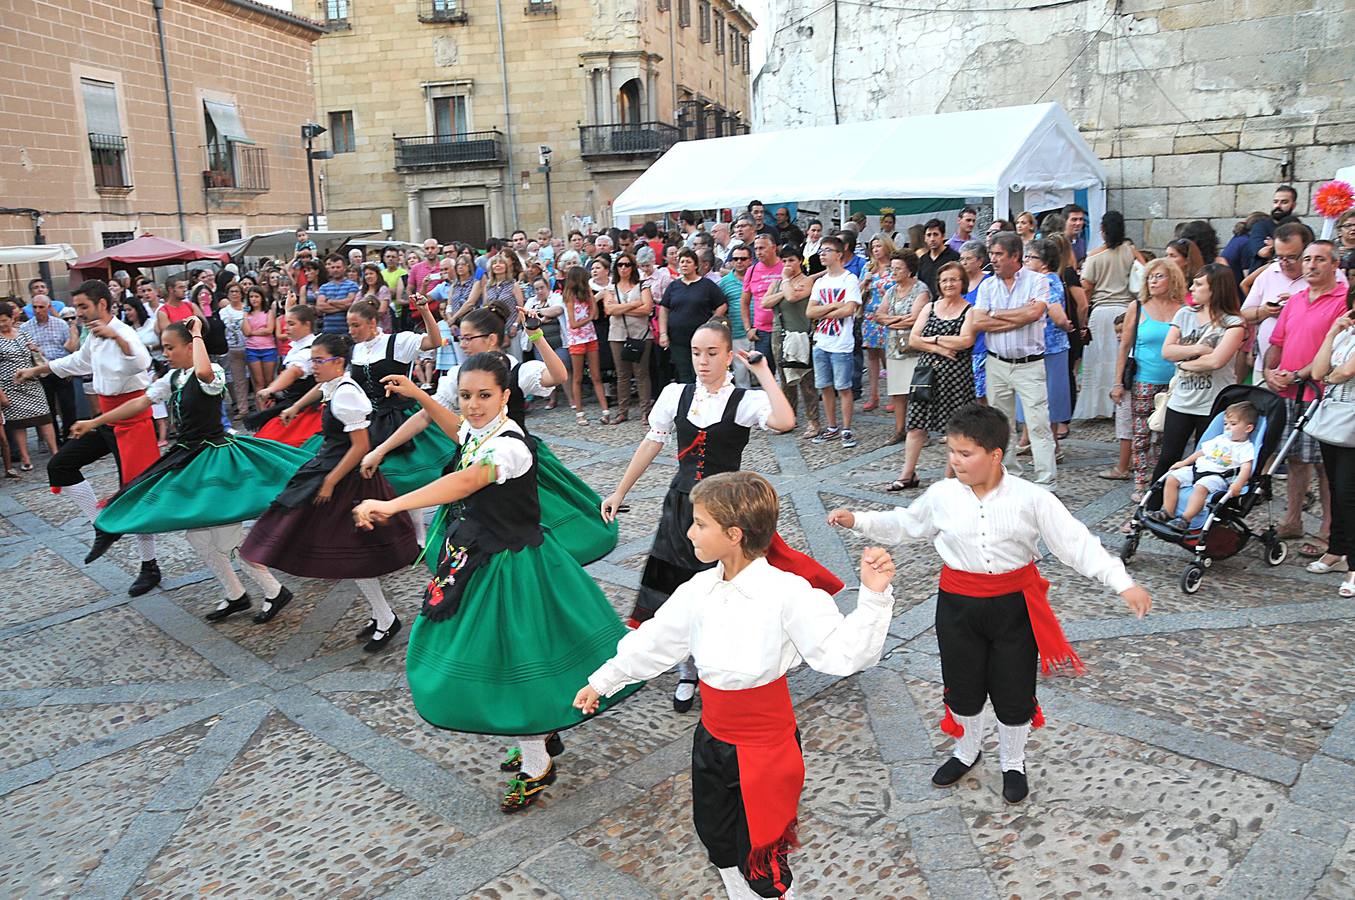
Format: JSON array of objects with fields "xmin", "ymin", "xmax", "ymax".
[{"xmin": 240, "ymin": 470, "xmax": 418, "ymax": 580}]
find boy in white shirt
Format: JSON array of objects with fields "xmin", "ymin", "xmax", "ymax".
[
  {"xmin": 828, "ymin": 404, "xmax": 1152, "ymax": 805},
  {"xmin": 576, "ymin": 472, "xmax": 894, "ymax": 900},
  {"xmin": 806, "ymin": 235, "xmax": 862, "ymax": 449},
  {"xmin": 1153, "ymin": 400, "xmax": 1257, "ymax": 531}
]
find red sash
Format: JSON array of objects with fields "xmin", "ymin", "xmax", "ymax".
[
  {"xmin": 699, "ymin": 676, "xmax": 802, "ymax": 894},
  {"xmin": 255, "ymin": 406, "xmax": 323, "ymax": 446},
  {"xmin": 98, "ymin": 391, "xmax": 159, "ymax": 485},
  {"xmin": 766, "ymin": 533, "xmax": 844, "ymax": 596},
  {"xmin": 939, "ymin": 562, "xmax": 1084, "ymax": 676}
]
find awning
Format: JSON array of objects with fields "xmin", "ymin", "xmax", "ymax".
[
  {"xmin": 0, "ymin": 244, "xmax": 79, "ymax": 266},
  {"xmin": 204, "ymin": 99, "xmax": 254, "ymax": 145},
  {"xmin": 209, "ymin": 229, "xmax": 381, "ymax": 261}
]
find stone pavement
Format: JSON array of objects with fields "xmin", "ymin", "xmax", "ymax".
[{"xmin": 1, "ymin": 402, "xmax": 1353, "ymax": 899}]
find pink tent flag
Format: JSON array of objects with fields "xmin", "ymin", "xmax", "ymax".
[{"xmin": 72, "ymin": 235, "xmax": 229, "ymax": 280}]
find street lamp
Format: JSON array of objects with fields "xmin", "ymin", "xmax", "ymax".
[
  {"xmin": 301, "ymin": 123, "xmax": 333, "ymax": 230},
  {"xmin": 538, "ymin": 145, "xmax": 553, "ymax": 233}
]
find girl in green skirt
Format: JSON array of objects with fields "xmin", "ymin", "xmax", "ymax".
[{"xmin": 353, "ymin": 352, "xmax": 639, "ymax": 813}]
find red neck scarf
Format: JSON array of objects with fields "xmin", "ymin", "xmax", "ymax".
[
  {"xmin": 699, "ymin": 676, "xmax": 802, "ymax": 894},
  {"xmin": 939, "ymin": 562, "xmax": 1084, "ymax": 676}
]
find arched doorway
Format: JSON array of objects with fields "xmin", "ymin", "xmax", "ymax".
[{"xmin": 617, "ymin": 79, "xmax": 642, "ymax": 125}]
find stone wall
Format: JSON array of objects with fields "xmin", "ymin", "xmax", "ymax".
[{"xmin": 754, "ymin": 0, "xmax": 1353, "ymax": 250}]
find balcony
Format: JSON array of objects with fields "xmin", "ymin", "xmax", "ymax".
[
  {"xmin": 88, "ymin": 133, "xmax": 132, "ymax": 192},
  {"xmin": 579, "ymin": 122, "xmax": 679, "ymax": 159},
  {"xmin": 203, "ymin": 143, "xmax": 269, "ymax": 194},
  {"xmin": 418, "ymin": 0, "xmax": 467, "ymax": 23},
  {"xmin": 393, "ymin": 131, "xmax": 504, "ymax": 169}
]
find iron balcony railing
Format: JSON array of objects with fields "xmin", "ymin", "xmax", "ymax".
[
  {"xmin": 418, "ymin": 0, "xmax": 467, "ymax": 22},
  {"xmin": 204, "ymin": 143, "xmax": 270, "ymax": 193},
  {"xmin": 579, "ymin": 122, "xmax": 679, "ymax": 158},
  {"xmin": 393, "ymin": 131, "xmax": 504, "ymax": 168}
]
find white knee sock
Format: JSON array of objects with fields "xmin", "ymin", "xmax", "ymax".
[
  {"xmin": 675, "ymin": 655, "xmax": 698, "ymax": 702},
  {"xmin": 412, "ymin": 509, "xmax": 427, "ymax": 548},
  {"xmin": 717, "ymin": 867, "xmax": 764, "ymax": 900},
  {"xmin": 137, "ymin": 534, "xmax": 157, "ymax": 562},
  {"xmin": 998, "ymin": 721, "xmax": 1031, "ymax": 773},
  {"xmin": 355, "ymin": 578, "xmax": 395, "ymax": 630},
  {"xmin": 517, "ymin": 737, "xmax": 550, "ymax": 778},
  {"xmin": 240, "ymin": 559, "xmax": 283, "ymax": 600},
  {"xmin": 185, "ymin": 528, "xmax": 245, "ymax": 601},
  {"xmin": 65, "ymin": 479, "xmax": 100, "ymax": 522},
  {"xmin": 951, "ymin": 710, "xmax": 986, "ymax": 766}
]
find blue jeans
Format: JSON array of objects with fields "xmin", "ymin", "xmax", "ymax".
[
  {"xmin": 754, "ymin": 330, "xmax": 775, "ymax": 378},
  {"xmin": 812, "ymin": 347, "xmax": 853, "ymax": 391}
]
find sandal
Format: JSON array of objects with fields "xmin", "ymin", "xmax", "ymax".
[
  {"xmin": 801, "ymin": 426, "xmax": 823, "ymax": 440},
  {"xmin": 1307, "ymin": 554, "xmax": 1347, "ymax": 574},
  {"xmin": 863, "ymin": 400, "xmax": 878, "ymax": 412},
  {"xmin": 1298, "ymin": 539, "xmax": 1329, "ymax": 559},
  {"xmin": 574, "ymin": 410, "xmax": 590, "ymax": 427},
  {"xmin": 609, "ymin": 411, "xmax": 627, "ymax": 425},
  {"xmin": 1275, "ymin": 524, "xmax": 1304, "ymax": 540},
  {"xmin": 887, "ymin": 476, "xmax": 919, "ymax": 492},
  {"xmin": 4, "ymin": 469, "xmax": 17, "ymax": 479},
  {"xmin": 1341, "ymin": 575, "xmax": 1355, "ymax": 599},
  {"xmin": 19, "ymin": 462, "xmax": 32, "ymax": 472},
  {"xmin": 1097, "ymin": 468, "xmax": 1130, "ymax": 480}
]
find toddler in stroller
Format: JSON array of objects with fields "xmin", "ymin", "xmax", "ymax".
[{"xmin": 1122, "ymin": 384, "xmax": 1289, "ymax": 593}]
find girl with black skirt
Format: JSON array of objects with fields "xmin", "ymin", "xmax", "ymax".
[{"xmin": 240, "ymin": 332, "xmax": 418, "ymax": 650}]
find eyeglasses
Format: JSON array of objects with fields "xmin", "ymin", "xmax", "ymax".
[
  {"xmin": 1277, "ymin": 253, "xmax": 1302, "ymax": 263},
  {"xmin": 460, "ymin": 332, "xmax": 491, "ymax": 342},
  {"xmin": 312, "ymin": 355, "xmax": 344, "ymax": 365},
  {"xmin": 1147, "ymin": 272, "xmax": 1169, "ymax": 281}
]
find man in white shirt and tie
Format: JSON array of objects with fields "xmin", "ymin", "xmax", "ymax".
[
  {"xmin": 829, "ymin": 404, "xmax": 1151, "ymax": 804},
  {"xmin": 16, "ymin": 280, "xmax": 162, "ymax": 595},
  {"xmin": 970, "ymin": 232, "xmax": 1057, "ymax": 486}
]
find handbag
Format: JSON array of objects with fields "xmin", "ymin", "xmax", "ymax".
[
  {"xmin": 1122, "ymin": 301, "xmax": 1140, "ymax": 390},
  {"xmin": 1148, "ymin": 374, "xmax": 1176, "ymax": 433},
  {"xmin": 1128, "ymin": 258, "xmax": 1146, "ymax": 295},
  {"xmin": 1304, "ymin": 389, "xmax": 1355, "ymax": 448},
  {"xmin": 910, "ymin": 364, "xmax": 935, "ymax": 404},
  {"xmin": 620, "ymin": 335, "xmax": 646, "ymax": 362}
]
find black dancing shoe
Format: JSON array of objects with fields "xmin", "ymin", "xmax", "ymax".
[
  {"xmin": 500, "ymin": 761, "xmax": 557, "ymax": 813},
  {"xmin": 128, "ymin": 560, "xmax": 162, "ymax": 597},
  {"xmin": 205, "ymin": 593, "xmax": 251, "ymax": 622},
  {"xmin": 672, "ymin": 678, "xmax": 699, "ymax": 713},
  {"xmin": 356, "ymin": 618, "xmax": 378, "ymax": 640},
  {"xmin": 500, "ymin": 732, "xmax": 567, "ymax": 772},
  {"xmin": 251, "ymin": 586, "xmax": 294, "ymax": 624},
  {"xmin": 84, "ymin": 528, "xmax": 121, "ymax": 564},
  {"xmin": 363, "ymin": 615, "xmax": 402, "ymax": 653},
  {"xmin": 1002, "ymin": 769, "xmax": 1029, "ymax": 804},
  {"xmin": 931, "ymin": 752, "xmax": 982, "ymax": 787}
]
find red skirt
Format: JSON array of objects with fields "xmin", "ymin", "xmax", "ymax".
[{"xmin": 254, "ymin": 406, "xmax": 323, "ymax": 447}]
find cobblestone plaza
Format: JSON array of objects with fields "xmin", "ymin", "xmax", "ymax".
[{"xmin": 2, "ymin": 404, "xmax": 1352, "ymax": 898}]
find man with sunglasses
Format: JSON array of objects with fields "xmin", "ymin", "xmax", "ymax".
[
  {"xmin": 740, "ymin": 234, "xmax": 782, "ymax": 382},
  {"xmin": 720, "ymin": 247, "xmax": 754, "ymax": 386}
]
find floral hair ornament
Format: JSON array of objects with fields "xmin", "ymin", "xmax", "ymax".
[{"xmin": 1314, "ymin": 180, "xmax": 1354, "ymax": 230}]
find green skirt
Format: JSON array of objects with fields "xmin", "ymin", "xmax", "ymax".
[
  {"xmin": 300, "ymin": 408, "xmax": 459, "ymax": 497},
  {"xmin": 94, "ymin": 436, "xmax": 312, "ymax": 535},
  {"xmin": 423, "ymin": 439, "xmax": 617, "ymax": 573},
  {"xmin": 406, "ymin": 532, "xmax": 641, "ymax": 735}
]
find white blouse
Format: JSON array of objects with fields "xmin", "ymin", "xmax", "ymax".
[
  {"xmin": 320, "ymin": 375, "xmax": 372, "ymax": 432},
  {"xmin": 49, "ymin": 317, "xmax": 151, "ymax": 396},
  {"xmin": 433, "ymin": 360, "xmax": 550, "ymax": 410},
  {"xmin": 645, "ymin": 377, "xmax": 773, "ymax": 446},
  {"xmin": 351, "ymin": 331, "xmax": 423, "ymax": 366},
  {"xmin": 281, "ymin": 333, "xmax": 316, "ymax": 375},
  {"xmin": 145, "ymin": 364, "xmax": 226, "ymax": 403},
  {"xmin": 851, "ymin": 471, "xmax": 1134, "ymax": 593},
  {"xmin": 588, "ymin": 556, "xmax": 893, "ymax": 697},
  {"xmin": 455, "ymin": 417, "xmax": 533, "ymax": 484}
]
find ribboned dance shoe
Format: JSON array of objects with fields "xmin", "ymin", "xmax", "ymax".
[
  {"xmin": 1002, "ymin": 769, "xmax": 1029, "ymax": 804},
  {"xmin": 251, "ymin": 586, "xmax": 295, "ymax": 624},
  {"xmin": 500, "ymin": 760, "xmax": 557, "ymax": 813},
  {"xmin": 500, "ymin": 732, "xmax": 566, "ymax": 772},
  {"xmin": 128, "ymin": 560, "xmax": 162, "ymax": 597},
  {"xmin": 363, "ymin": 615, "xmax": 402, "ymax": 652},
  {"xmin": 931, "ymin": 752, "xmax": 982, "ymax": 787},
  {"xmin": 673, "ymin": 678, "xmax": 699, "ymax": 713},
  {"xmin": 205, "ymin": 593, "xmax": 251, "ymax": 622}
]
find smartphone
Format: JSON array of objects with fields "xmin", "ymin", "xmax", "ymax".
[{"xmin": 745, "ymin": 350, "xmax": 764, "ymax": 365}]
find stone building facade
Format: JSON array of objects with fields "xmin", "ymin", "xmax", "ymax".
[
  {"xmin": 0, "ymin": 0, "xmax": 321, "ymax": 265},
  {"xmin": 754, "ymin": 0, "xmax": 1353, "ymax": 249},
  {"xmin": 308, "ymin": 0, "xmax": 754, "ymax": 244}
]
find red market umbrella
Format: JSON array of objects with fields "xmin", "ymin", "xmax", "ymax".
[{"xmin": 72, "ymin": 235, "xmax": 229, "ymax": 280}]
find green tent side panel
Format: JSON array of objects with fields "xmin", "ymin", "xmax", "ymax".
[{"xmin": 849, "ymin": 198, "xmax": 967, "ymax": 216}]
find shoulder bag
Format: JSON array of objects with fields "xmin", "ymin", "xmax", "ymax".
[
  {"xmin": 1305, "ymin": 385, "xmax": 1355, "ymax": 449},
  {"xmin": 1121, "ymin": 301, "xmax": 1140, "ymax": 390}
]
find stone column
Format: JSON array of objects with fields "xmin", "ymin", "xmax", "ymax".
[
  {"xmin": 488, "ymin": 184, "xmax": 507, "ymax": 237},
  {"xmin": 406, "ymin": 190, "xmax": 422, "ymax": 242}
]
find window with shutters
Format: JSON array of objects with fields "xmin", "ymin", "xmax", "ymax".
[
  {"xmin": 217, "ymin": 228, "xmax": 243, "ymax": 243},
  {"xmin": 698, "ymin": 0, "xmax": 709, "ymax": 41},
  {"xmin": 678, "ymin": 0, "xmax": 689, "ymax": 27},
  {"xmin": 101, "ymin": 231, "xmax": 134, "ymax": 248},
  {"xmin": 729, "ymin": 28, "xmax": 740, "ymax": 65},
  {"xmin": 714, "ymin": 11, "xmax": 724, "ymax": 53},
  {"xmin": 742, "ymin": 37, "xmax": 750, "ymax": 72},
  {"xmin": 82, "ymin": 79, "xmax": 131, "ymax": 191},
  {"xmin": 329, "ymin": 110, "xmax": 356, "ymax": 153}
]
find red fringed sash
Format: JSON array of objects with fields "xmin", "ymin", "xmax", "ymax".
[
  {"xmin": 939, "ymin": 562, "xmax": 1084, "ymax": 676},
  {"xmin": 699, "ymin": 676, "xmax": 802, "ymax": 893},
  {"xmin": 98, "ymin": 392, "xmax": 158, "ymax": 486},
  {"xmin": 766, "ymin": 533, "xmax": 844, "ymax": 597}
]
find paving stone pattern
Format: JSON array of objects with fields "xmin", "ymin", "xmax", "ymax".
[{"xmin": 0, "ymin": 402, "xmax": 1352, "ymax": 898}]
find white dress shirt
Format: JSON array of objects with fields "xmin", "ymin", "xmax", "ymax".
[
  {"xmin": 455, "ymin": 417, "xmax": 533, "ymax": 483},
  {"xmin": 976, "ymin": 268, "xmax": 1050, "ymax": 359},
  {"xmin": 351, "ymin": 331, "xmax": 423, "ymax": 366},
  {"xmin": 589, "ymin": 556, "xmax": 893, "ymax": 697},
  {"xmin": 145, "ymin": 364, "xmax": 226, "ymax": 404},
  {"xmin": 434, "ymin": 360, "xmax": 550, "ymax": 410},
  {"xmin": 281, "ymin": 333, "xmax": 316, "ymax": 375},
  {"xmin": 851, "ymin": 471, "xmax": 1134, "ymax": 593},
  {"xmin": 48, "ymin": 317, "xmax": 151, "ymax": 396},
  {"xmin": 320, "ymin": 375, "xmax": 372, "ymax": 432},
  {"xmin": 645, "ymin": 376, "xmax": 773, "ymax": 446}
]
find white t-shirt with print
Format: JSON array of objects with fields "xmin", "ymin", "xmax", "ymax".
[{"xmin": 809, "ymin": 271, "xmax": 861, "ymax": 354}]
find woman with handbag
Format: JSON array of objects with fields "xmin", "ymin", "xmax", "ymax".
[
  {"xmin": 603, "ymin": 251, "xmax": 652, "ymax": 424},
  {"xmin": 878, "ymin": 249, "xmax": 929, "ymax": 445},
  {"xmin": 1305, "ymin": 302, "xmax": 1355, "ymax": 592},
  {"xmin": 763, "ymin": 245, "xmax": 821, "ymax": 438},
  {"xmin": 1111, "ymin": 259, "xmax": 1187, "ymax": 497},
  {"xmin": 889, "ymin": 262, "xmax": 977, "ymax": 491}
]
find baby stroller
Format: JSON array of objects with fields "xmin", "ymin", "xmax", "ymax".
[{"xmin": 1121, "ymin": 384, "xmax": 1296, "ymax": 593}]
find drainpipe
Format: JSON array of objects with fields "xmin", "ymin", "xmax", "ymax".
[
  {"xmin": 151, "ymin": 0, "xmax": 188, "ymax": 239},
  {"xmin": 495, "ymin": 0, "xmax": 519, "ymax": 225}
]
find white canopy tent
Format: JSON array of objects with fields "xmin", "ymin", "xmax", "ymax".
[
  {"xmin": 612, "ymin": 103, "xmax": 1108, "ymax": 236},
  {"xmin": 0, "ymin": 244, "xmax": 78, "ymax": 266}
]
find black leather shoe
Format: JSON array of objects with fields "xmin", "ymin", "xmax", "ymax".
[
  {"xmin": 672, "ymin": 678, "xmax": 698, "ymax": 713},
  {"xmin": 251, "ymin": 586, "xmax": 294, "ymax": 624},
  {"xmin": 363, "ymin": 615, "xmax": 402, "ymax": 652},
  {"xmin": 932, "ymin": 752, "xmax": 982, "ymax": 787},
  {"xmin": 1002, "ymin": 769, "xmax": 1029, "ymax": 804},
  {"xmin": 128, "ymin": 560, "xmax": 162, "ymax": 597},
  {"xmin": 85, "ymin": 529, "xmax": 121, "ymax": 564},
  {"xmin": 205, "ymin": 594, "xmax": 251, "ymax": 622},
  {"xmin": 356, "ymin": 618, "xmax": 378, "ymax": 640}
]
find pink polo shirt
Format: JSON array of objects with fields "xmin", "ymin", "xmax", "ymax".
[
  {"xmin": 1242, "ymin": 263, "xmax": 1348, "ymax": 381},
  {"xmin": 1269, "ymin": 282, "xmax": 1349, "ymax": 400},
  {"xmin": 742, "ymin": 260, "xmax": 779, "ymax": 332}
]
